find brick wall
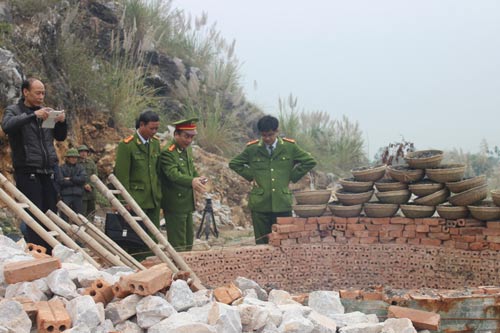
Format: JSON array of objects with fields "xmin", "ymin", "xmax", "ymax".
[{"xmin": 181, "ymin": 217, "xmax": 500, "ymax": 292}]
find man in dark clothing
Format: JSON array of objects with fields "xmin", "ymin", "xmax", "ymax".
[
  {"xmin": 58, "ymin": 148, "xmax": 86, "ymax": 221},
  {"xmin": 1, "ymin": 78, "xmax": 67, "ymax": 251}
]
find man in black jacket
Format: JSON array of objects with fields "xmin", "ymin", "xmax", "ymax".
[{"xmin": 1, "ymin": 78, "xmax": 67, "ymax": 251}]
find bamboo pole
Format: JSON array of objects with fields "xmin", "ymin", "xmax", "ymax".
[
  {"xmin": 47, "ymin": 210, "xmax": 126, "ymax": 267},
  {"xmin": 0, "ymin": 187, "xmax": 60, "ymax": 248},
  {"xmin": 106, "ymin": 174, "xmax": 204, "ymax": 290},
  {"xmin": 90, "ymin": 174, "xmax": 178, "ymax": 273},
  {"xmin": 0, "ymin": 172, "xmax": 100, "ymax": 268},
  {"xmin": 57, "ymin": 201, "xmax": 145, "ymax": 270}
]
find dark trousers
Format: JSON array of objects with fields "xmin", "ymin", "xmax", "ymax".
[
  {"xmin": 60, "ymin": 195, "xmax": 83, "ymax": 221},
  {"xmin": 15, "ymin": 172, "xmax": 58, "ymax": 253},
  {"xmin": 82, "ymin": 198, "xmax": 96, "ymax": 220},
  {"xmin": 251, "ymin": 211, "xmax": 292, "ymax": 244}
]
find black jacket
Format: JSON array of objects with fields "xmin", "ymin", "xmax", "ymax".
[
  {"xmin": 1, "ymin": 101, "xmax": 67, "ymax": 173},
  {"xmin": 58, "ymin": 163, "xmax": 86, "ymax": 196}
]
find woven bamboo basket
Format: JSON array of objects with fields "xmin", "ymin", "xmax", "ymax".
[
  {"xmin": 436, "ymin": 204, "xmax": 469, "ymax": 219},
  {"xmin": 351, "ymin": 165, "xmax": 386, "ymax": 182},
  {"xmin": 335, "ymin": 189, "xmax": 373, "ymax": 206},
  {"xmin": 375, "ymin": 189, "xmax": 411, "ymax": 204},
  {"xmin": 363, "ymin": 202, "xmax": 399, "ymax": 218},
  {"xmin": 400, "ymin": 203, "xmax": 436, "ymax": 218},
  {"xmin": 404, "ymin": 149, "xmax": 444, "ymax": 169},
  {"xmin": 446, "ymin": 175, "xmax": 487, "ymax": 194},
  {"xmin": 408, "ymin": 180, "xmax": 444, "ymax": 197},
  {"xmin": 292, "ymin": 205, "xmax": 327, "ymax": 218},
  {"xmin": 328, "ymin": 202, "xmax": 363, "ymax": 218},
  {"xmin": 413, "ymin": 188, "xmax": 450, "ymax": 206},
  {"xmin": 374, "ymin": 179, "xmax": 408, "ymax": 192},
  {"xmin": 387, "ymin": 165, "xmax": 425, "ymax": 183},
  {"xmin": 339, "ymin": 178, "xmax": 374, "ymax": 193},
  {"xmin": 468, "ymin": 201, "xmax": 500, "ymax": 221},
  {"xmin": 294, "ymin": 190, "xmax": 332, "ymax": 205},
  {"xmin": 492, "ymin": 190, "xmax": 500, "ymax": 206},
  {"xmin": 426, "ymin": 164, "xmax": 466, "ymax": 183},
  {"xmin": 448, "ymin": 184, "xmax": 488, "ymax": 206}
]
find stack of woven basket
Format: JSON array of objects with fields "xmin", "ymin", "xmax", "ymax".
[{"xmin": 292, "ymin": 189, "xmax": 332, "ymax": 218}]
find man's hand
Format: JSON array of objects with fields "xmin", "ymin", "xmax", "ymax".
[
  {"xmin": 34, "ymin": 108, "xmax": 51, "ymax": 120},
  {"xmin": 55, "ymin": 111, "xmax": 65, "ymax": 123},
  {"xmin": 84, "ymin": 184, "xmax": 92, "ymax": 192},
  {"xmin": 192, "ymin": 177, "xmax": 207, "ymax": 193}
]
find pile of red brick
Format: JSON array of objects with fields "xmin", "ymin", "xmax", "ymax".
[{"xmin": 268, "ymin": 216, "xmax": 500, "ymax": 251}]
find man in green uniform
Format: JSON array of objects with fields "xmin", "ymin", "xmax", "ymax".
[
  {"xmin": 159, "ymin": 118, "xmax": 207, "ymax": 251},
  {"xmin": 229, "ymin": 115, "xmax": 317, "ymax": 244},
  {"xmin": 78, "ymin": 144, "xmax": 97, "ymax": 220},
  {"xmin": 114, "ymin": 110, "xmax": 162, "ymax": 227}
]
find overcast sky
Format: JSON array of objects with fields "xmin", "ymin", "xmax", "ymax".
[{"xmin": 174, "ymin": 0, "xmax": 500, "ymax": 158}]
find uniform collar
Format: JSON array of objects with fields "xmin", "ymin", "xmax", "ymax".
[{"xmin": 136, "ymin": 130, "xmax": 148, "ymax": 145}]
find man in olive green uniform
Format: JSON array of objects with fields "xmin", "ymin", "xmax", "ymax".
[
  {"xmin": 159, "ymin": 118, "xmax": 207, "ymax": 251},
  {"xmin": 114, "ymin": 111, "xmax": 162, "ymax": 227},
  {"xmin": 78, "ymin": 145, "xmax": 97, "ymax": 220},
  {"xmin": 229, "ymin": 115, "xmax": 316, "ymax": 244}
]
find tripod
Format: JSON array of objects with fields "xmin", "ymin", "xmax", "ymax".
[{"xmin": 196, "ymin": 198, "xmax": 219, "ymax": 240}]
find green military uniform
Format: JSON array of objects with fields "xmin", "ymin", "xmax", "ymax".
[
  {"xmin": 229, "ymin": 137, "xmax": 316, "ymax": 244},
  {"xmin": 114, "ymin": 132, "xmax": 161, "ymax": 227},
  {"xmin": 78, "ymin": 145, "xmax": 98, "ymax": 219},
  {"xmin": 159, "ymin": 119, "xmax": 200, "ymax": 252}
]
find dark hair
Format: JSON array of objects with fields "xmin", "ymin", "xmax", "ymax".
[
  {"xmin": 20, "ymin": 78, "xmax": 41, "ymax": 101},
  {"xmin": 257, "ymin": 115, "xmax": 279, "ymax": 132},
  {"xmin": 135, "ymin": 110, "xmax": 159, "ymax": 129}
]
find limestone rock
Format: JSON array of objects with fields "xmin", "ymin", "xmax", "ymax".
[
  {"xmin": 193, "ymin": 289, "xmax": 212, "ymax": 307},
  {"xmin": 308, "ymin": 310, "xmax": 337, "ymax": 333},
  {"xmin": 268, "ymin": 289, "xmax": 298, "ymax": 305},
  {"xmin": 46, "ymin": 269, "xmax": 78, "ymax": 299},
  {"xmin": 382, "ymin": 318, "xmax": 417, "ymax": 333},
  {"xmin": 207, "ymin": 302, "xmax": 242, "ymax": 333},
  {"xmin": 308, "ymin": 291, "xmax": 344, "ymax": 318},
  {"xmin": 105, "ymin": 294, "xmax": 142, "ymax": 325},
  {"xmin": 52, "ymin": 244, "xmax": 86, "ymax": 265},
  {"xmin": 166, "ymin": 279, "xmax": 195, "ymax": 311},
  {"xmin": 237, "ymin": 303, "xmax": 269, "ymax": 332},
  {"xmin": 5, "ymin": 281, "xmax": 48, "ymax": 302},
  {"xmin": 0, "ymin": 300, "xmax": 31, "ymax": 333},
  {"xmin": 279, "ymin": 304, "xmax": 314, "ymax": 333},
  {"xmin": 339, "ymin": 322, "xmax": 385, "ymax": 333},
  {"xmin": 115, "ymin": 320, "xmax": 143, "ymax": 333},
  {"xmin": 187, "ymin": 303, "xmax": 213, "ymax": 324},
  {"xmin": 329, "ymin": 311, "xmax": 378, "ymax": 328},
  {"xmin": 94, "ymin": 319, "xmax": 116, "ymax": 333},
  {"xmin": 136, "ymin": 295, "xmax": 176, "ymax": 329},
  {"xmin": 0, "ymin": 48, "xmax": 23, "ymax": 106},
  {"xmin": 148, "ymin": 312, "xmax": 217, "ymax": 333},
  {"xmin": 66, "ymin": 295, "xmax": 104, "ymax": 329},
  {"xmin": 234, "ymin": 276, "xmax": 268, "ymax": 301}
]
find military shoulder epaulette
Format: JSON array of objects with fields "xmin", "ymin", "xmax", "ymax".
[
  {"xmin": 168, "ymin": 144, "xmax": 176, "ymax": 152},
  {"xmin": 246, "ymin": 139, "xmax": 259, "ymax": 146},
  {"xmin": 152, "ymin": 135, "xmax": 160, "ymax": 141},
  {"xmin": 123, "ymin": 135, "xmax": 134, "ymax": 144},
  {"xmin": 283, "ymin": 137, "xmax": 296, "ymax": 143}
]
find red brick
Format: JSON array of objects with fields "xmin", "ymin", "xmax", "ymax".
[
  {"xmin": 304, "ymin": 223, "xmax": 318, "ymax": 231},
  {"xmin": 340, "ymin": 289, "xmax": 361, "ymax": 299},
  {"xmin": 415, "ymin": 225, "xmax": 430, "ymax": 233},
  {"xmin": 354, "ymin": 231, "xmax": 370, "ymax": 238},
  {"xmin": 455, "ymin": 241, "xmax": 469, "ymax": 250},
  {"xmin": 36, "ymin": 299, "xmax": 71, "ymax": 333},
  {"xmin": 390, "ymin": 217, "xmax": 414, "ymax": 225},
  {"xmin": 332, "ymin": 216, "xmax": 347, "ymax": 224},
  {"xmin": 347, "ymin": 224, "xmax": 366, "ymax": 231},
  {"xmin": 449, "ymin": 227, "xmax": 460, "ymax": 235},
  {"xmin": 404, "ymin": 224, "xmax": 416, "ymax": 231},
  {"xmin": 358, "ymin": 237, "xmax": 378, "ymax": 244},
  {"xmin": 359, "ymin": 217, "xmax": 372, "ymax": 224},
  {"xmin": 276, "ymin": 224, "xmax": 304, "ymax": 233},
  {"xmin": 366, "ymin": 225, "xmax": 382, "ymax": 231},
  {"xmin": 281, "ymin": 238, "xmax": 297, "ymax": 246},
  {"xmin": 459, "ymin": 227, "xmax": 484, "ymax": 236},
  {"xmin": 297, "ymin": 237, "xmax": 310, "ymax": 244},
  {"xmin": 84, "ymin": 279, "xmax": 114, "ymax": 305},
  {"xmin": 335, "ymin": 224, "xmax": 346, "ymax": 231},
  {"xmin": 368, "ymin": 230, "xmax": 379, "ymax": 237},
  {"xmin": 483, "ymin": 229, "xmax": 500, "ymax": 236},
  {"xmin": 429, "ymin": 226, "xmax": 442, "ymax": 233},
  {"xmin": 317, "ymin": 216, "xmax": 332, "ymax": 224},
  {"xmin": 403, "ymin": 230, "xmax": 416, "ymax": 238},
  {"xmin": 422, "ymin": 218, "xmax": 441, "ymax": 226},
  {"xmin": 3, "ymin": 258, "xmax": 61, "ymax": 284},
  {"xmin": 361, "ymin": 290, "xmax": 383, "ymax": 300},
  {"xmin": 123, "ymin": 263, "xmax": 173, "ymax": 296},
  {"xmin": 213, "ymin": 282, "xmax": 242, "ymax": 304},
  {"xmin": 306, "ymin": 217, "xmax": 317, "ymax": 224},
  {"xmin": 408, "ymin": 238, "xmax": 421, "ymax": 245},
  {"xmin": 276, "ymin": 217, "xmax": 294, "ymax": 224},
  {"xmin": 487, "ymin": 236, "xmax": 500, "ymax": 243},
  {"xmin": 347, "ymin": 237, "xmax": 360, "ymax": 244},
  {"xmin": 389, "ymin": 230, "xmax": 403, "ymax": 238},
  {"xmin": 486, "ymin": 221, "xmax": 500, "ymax": 229},
  {"xmin": 371, "ymin": 218, "xmax": 390, "ymax": 225},
  {"xmin": 395, "ymin": 237, "xmax": 407, "ymax": 244},
  {"xmin": 428, "ymin": 232, "xmax": 450, "ymax": 241},
  {"xmin": 420, "ymin": 238, "xmax": 441, "ymax": 247},
  {"xmin": 388, "ymin": 305, "xmax": 440, "ymax": 331},
  {"xmin": 346, "ymin": 217, "xmax": 359, "ymax": 224},
  {"xmin": 490, "ymin": 243, "xmax": 500, "ymax": 250},
  {"xmin": 469, "ymin": 242, "xmax": 488, "ymax": 251},
  {"xmin": 479, "ymin": 286, "xmax": 500, "ymax": 294}
]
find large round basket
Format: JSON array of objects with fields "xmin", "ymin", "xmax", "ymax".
[
  {"xmin": 339, "ymin": 178, "xmax": 374, "ymax": 193},
  {"xmin": 351, "ymin": 165, "xmax": 386, "ymax": 182},
  {"xmin": 413, "ymin": 188, "xmax": 450, "ymax": 206},
  {"xmin": 294, "ymin": 190, "xmax": 332, "ymax": 205},
  {"xmin": 328, "ymin": 202, "xmax": 363, "ymax": 218},
  {"xmin": 400, "ymin": 203, "xmax": 436, "ymax": 218},
  {"xmin": 363, "ymin": 202, "xmax": 399, "ymax": 218},
  {"xmin": 436, "ymin": 204, "xmax": 469, "ymax": 220},
  {"xmin": 335, "ymin": 189, "xmax": 373, "ymax": 206},
  {"xmin": 404, "ymin": 149, "xmax": 444, "ymax": 169},
  {"xmin": 374, "ymin": 179, "xmax": 408, "ymax": 192},
  {"xmin": 426, "ymin": 164, "xmax": 466, "ymax": 183},
  {"xmin": 492, "ymin": 190, "xmax": 500, "ymax": 206},
  {"xmin": 446, "ymin": 175, "xmax": 487, "ymax": 194},
  {"xmin": 408, "ymin": 180, "xmax": 444, "ymax": 197},
  {"xmin": 387, "ymin": 165, "xmax": 425, "ymax": 183},
  {"xmin": 448, "ymin": 184, "xmax": 488, "ymax": 206},
  {"xmin": 468, "ymin": 201, "xmax": 500, "ymax": 221},
  {"xmin": 375, "ymin": 189, "xmax": 411, "ymax": 204},
  {"xmin": 292, "ymin": 205, "xmax": 326, "ymax": 218}
]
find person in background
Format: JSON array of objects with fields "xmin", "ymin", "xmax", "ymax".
[
  {"xmin": 229, "ymin": 115, "xmax": 316, "ymax": 244},
  {"xmin": 78, "ymin": 144, "xmax": 97, "ymax": 220},
  {"xmin": 159, "ymin": 118, "xmax": 207, "ymax": 252},
  {"xmin": 58, "ymin": 148, "xmax": 86, "ymax": 220},
  {"xmin": 1, "ymin": 78, "xmax": 67, "ymax": 252}
]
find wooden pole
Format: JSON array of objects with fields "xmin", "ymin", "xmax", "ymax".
[
  {"xmin": 0, "ymin": 187, "xmax": 60, "ymax": 248},
  {"xmin": 0, "ymin": 172, "xmax": 100, "ymax": 268},
  {"xmin": 47, "ymin": 210, "xmax": 126, "ymax": 267},
  {"xmin": 106, "ymin": 174, "xmax": 204, "ymax": 290},
  {"xmin": 90, "ymin": 174, "xmax": 179, "ymax": 273},
  {"xmin": 56, "ymin": 201, "xmax": 145, "ymax": 270}
]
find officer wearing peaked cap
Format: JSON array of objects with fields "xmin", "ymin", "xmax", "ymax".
[
  {"xmin": 77, "ymin": 144, "xmax": 98, "ymax": 219},
  {"xmin": 114, "ymin": 110, "xmax": 162, "ymax": 230},
  {"xmin": 229, "ymin": 115, "xmax": 317, "ymax": 244},
  {"xmin": 159, "ymin": 117, "xmax": 207, "ymax": 251}
]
